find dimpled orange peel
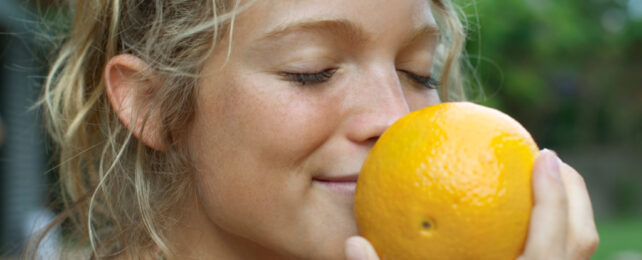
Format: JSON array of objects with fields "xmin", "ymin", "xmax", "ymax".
[{"xmin": 354, "ymin": 102, "xmax": 539, "ymax": 260}]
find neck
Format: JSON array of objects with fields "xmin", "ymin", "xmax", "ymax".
[{"xmin": 165, "ymin": 192, "xmax": 292, "ymax": 260}]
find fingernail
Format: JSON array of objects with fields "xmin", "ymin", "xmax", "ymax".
[
  {"xmin": 542, "ymin": 149, "xmax": 561, "ymax": 180},
  {"xmin": 345, "ymin": 237, "xmax": 367, "ymax": 260}
]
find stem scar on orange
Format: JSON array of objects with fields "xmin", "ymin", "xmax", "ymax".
[{"xmin": 354, "ymin": 102, "xmax": 539, "ymax": 260}]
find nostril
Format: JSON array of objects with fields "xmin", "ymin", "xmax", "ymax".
[{"xmin": 366, "ymin": 136, "xmax": 379, "ymax": 144}]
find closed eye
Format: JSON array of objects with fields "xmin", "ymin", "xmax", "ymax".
[
  {"xmin": 281, "ymin": 68, "xmax": 337, "ymax": 86},
  {"xmin": 399, "ymin": 70, "xmax": 440, "ymax": 89}
]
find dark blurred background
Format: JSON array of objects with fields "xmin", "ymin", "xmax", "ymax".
[
  {"xmin": 1, "ymin": 0, "xmax": 641, "ymax": 259},
  {"xmin": 1, "ymin": 0, "xmax": 58, "ymax": 259}
]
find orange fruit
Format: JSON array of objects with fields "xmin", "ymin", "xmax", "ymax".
[{"xmin": 354, "ymin": 102, "xmax": 539, "ymax": 260}]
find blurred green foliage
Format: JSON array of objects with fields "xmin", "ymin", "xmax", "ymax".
[
  {"xmin": 457, "ymin": 1, "xmax": 642, "ymax": 257},
  {"xmin": 457, "ymin": 0, "xmax": 642, "ymax": 149},
  {"xmin": 594, "ymin": 218, "xmax": 642, "ymax": 259}
]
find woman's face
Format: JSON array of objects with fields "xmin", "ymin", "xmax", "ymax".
[{"xmin": 185, "ymin": 0, "xmax": 440, "ymax": 258}]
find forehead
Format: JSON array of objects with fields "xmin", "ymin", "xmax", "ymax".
[{"xmin": 233, "ymin": 0, "xmax": 437, "ymax": 46}]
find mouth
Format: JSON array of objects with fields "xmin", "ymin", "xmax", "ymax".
[{"xmin": 312, "ymin": 173, "xmax": 359, "ymax": 196}]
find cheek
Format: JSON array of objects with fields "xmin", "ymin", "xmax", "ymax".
[
  {"xmin": 234, "ymin": 87, "xmax": 341, "ymax": 167},
  {"xmin": 407, "ymin": 89, "xmax": 441, "ymax": 111},
  {"xmin": 191, "ymin": 76, "xmax": 340, "ymax": 168},
  {"xmin": 252, "ymin": 91, "xmax": 339, "ymax": 163},
  {"xmin": 185, "ymin": 77, "xmax": 342, "ymax": 236}
]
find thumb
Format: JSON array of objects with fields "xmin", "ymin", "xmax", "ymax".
[
  {"xmin": 520, "ymin": 149, "xmax": 568, "ymax": 259},
  {"xmin": 345, "ymin": 236, "xmax": 379, "ymax": 260}
]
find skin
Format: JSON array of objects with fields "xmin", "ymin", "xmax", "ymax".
[
  {"xmin": 104, "ymin": 0, "xmax": 599, "ymax": 259},
  {"xmin": 184, "ymin": 0, "xmax": 439, "ymax": 259}
]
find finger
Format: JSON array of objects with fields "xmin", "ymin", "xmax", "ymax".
[
  {"xmin": 520, "ymin": 149, "xmax": 568, "ymax": 260},
  {"xmin": 558, "ymin": 161, "xmax": 600, "ymax": 259},
  {"xmin": 345, "ymin": 236, "xmax": 379, "ymax": 260}
]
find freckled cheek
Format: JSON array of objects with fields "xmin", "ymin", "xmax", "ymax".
[
  {"xmin": 250, "ymin": 95, "xmax": 340, "ymax": 163},
  {"xmin": 187, "ymin": 91, "xmax": 342, "ymax": 238}
]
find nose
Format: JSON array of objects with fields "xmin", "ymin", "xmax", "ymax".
[{"xmin": 344, "ymin": 68, "xmax": 410, "ymax": 145}]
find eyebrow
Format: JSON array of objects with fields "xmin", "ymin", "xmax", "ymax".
[
  {"xmin": 257, "ymin": 19, "xmax": 440, "ymax": 47},
  {"xmin": 406, "ymin": 23, "xmax": 441, "ymax": 46},
  {"xmin": 258, "ymin": 19, "xmax": 369, "ymax": 45}
]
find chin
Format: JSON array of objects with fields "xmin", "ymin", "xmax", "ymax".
[{"xmin": 300, "ymin": 225, "xmax": 357, "ymax": 259}]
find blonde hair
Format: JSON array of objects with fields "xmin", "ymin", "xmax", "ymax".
[{"xmin": 33, "ymin": 0, "xmax": 467, "ymax": 258}]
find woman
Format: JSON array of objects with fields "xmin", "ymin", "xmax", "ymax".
[{"xmin": 37, "ymin": 0, "xmax": 599, "ymax": 259}]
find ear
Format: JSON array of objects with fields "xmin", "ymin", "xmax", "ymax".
[{"xmin": 104, "ymin": 54, "xmax": 168, "ymax": 151}]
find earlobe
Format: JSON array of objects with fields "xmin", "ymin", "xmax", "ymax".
[{"xmin": 104, "ymin": 54, "xmax": 168, "ymax": 151}]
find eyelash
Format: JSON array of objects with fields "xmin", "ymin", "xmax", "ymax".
[
  {"xmin": 400, "ymin": 70, "xmax": 440, "ymax": 89},
  {"xmin": 282, "ymin": 69, "xmax": 337, "ymax": 86},
  {"xmin": 282, "ymin": 68, "xmax": 440, "ymax": 89}
]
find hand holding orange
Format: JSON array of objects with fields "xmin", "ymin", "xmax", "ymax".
[{"xmin": 354, "ymin": 102, "xmax": 539, "ymax": 260}]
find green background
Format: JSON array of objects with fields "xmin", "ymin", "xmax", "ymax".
[{"xmin": 457, "ymin": 0, "xmax": 642, "ymax": 258}]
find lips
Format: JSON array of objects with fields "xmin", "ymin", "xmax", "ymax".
[
  {"xmin": 313, "ymin": 173, "xmax": 359, "ymax": 183},
  {"xmin": 313, "ymin": 173, "xmax": 359, "ymax": 196}
]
